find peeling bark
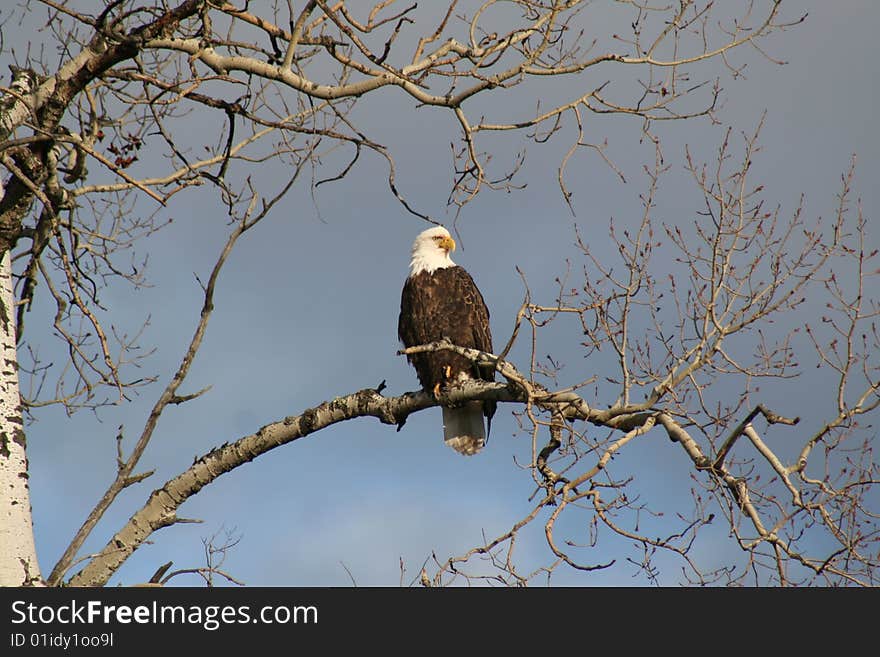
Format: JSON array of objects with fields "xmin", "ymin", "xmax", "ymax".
[{"xmin": 0, "ymin": 251, "xmax": 41, "ymax": 586}]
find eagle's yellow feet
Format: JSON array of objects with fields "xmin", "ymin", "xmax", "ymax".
[{"xmin": 433, "ymin": 382, "xmax": 441, "ymax": 399}]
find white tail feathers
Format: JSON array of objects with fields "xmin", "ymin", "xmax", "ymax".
[{"xmin": 442, "ymin": 401, "xmax": 486, "ymax": 456}]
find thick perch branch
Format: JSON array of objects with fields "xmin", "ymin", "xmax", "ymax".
[{"xmin": 67, "ymin": 379, "xmax": 512, "ymax": 586}]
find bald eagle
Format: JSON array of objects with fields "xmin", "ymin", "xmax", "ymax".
[{"xmin": 398, "ymin": 226, "xmax": 496, "ymax": 456}]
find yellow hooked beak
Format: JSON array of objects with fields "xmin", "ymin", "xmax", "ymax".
[{"xmin": 439, "ymin": 234, "xmax": 456, "ymax": 253}]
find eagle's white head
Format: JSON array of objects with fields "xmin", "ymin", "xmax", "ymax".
[{"xmin": 408, "ymin": 226, "xmax": 456, "ymax": 276}]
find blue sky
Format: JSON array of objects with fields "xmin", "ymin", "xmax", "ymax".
[{"xmin": 7, "ymin": 1, "xmax": 879, "ymax": 586}]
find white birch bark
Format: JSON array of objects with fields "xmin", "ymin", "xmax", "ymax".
[{"xmin": 0, "ymin": 250, "xmax": 42, "ymax": 585}]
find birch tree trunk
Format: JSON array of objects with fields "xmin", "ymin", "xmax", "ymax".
[{"xmin": 0, "ymin": 249, "xmax": 42, "ymax": 586}]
